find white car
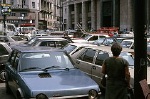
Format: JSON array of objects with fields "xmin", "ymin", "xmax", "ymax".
[
  {"xmin": 72, "ymin": 34, "xmax": 109, "ymax": 44},
  {"xmin": 70, "ymin": 46, "xmax": 134, "ymax": 89}
]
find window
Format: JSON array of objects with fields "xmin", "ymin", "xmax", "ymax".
[
  {"xmin": 22, "ymin": 0, "xmax": 25, "ymax": 5},
  {"xmin": 95, "ymin": 51, "xmax": 109, "ymax": 65},
  {"xmin": 32, "ymin": 2, "xmax": 35, "ymax": 8},
  {"xmin": 89, "ymin": 36, "xmax": 98, "ymax": 41},
  {"xmin": 0, "ymin": 37, "xmax": 9, "ymax": 42},
  {"xmin": 0, "ymin": 44, "xmax": 9, "ymax": 55},
  {"xmin": 78, "ymin": 48, "xmax": 96, "ymax": 63},
  {"xmin": 40, "ymin": 41, "xmax": 56, "ymax": 47},
  {"xmin": 71, "ymin": 47, "xmax": 83, "ymax": 55},
  {"xmin": 8, "ymin": 50, "xmax": 17, "ymax": 65},
  {"xmin": 11, "ymin": 0, "xmax": 14, "ymax": 5},
  {"xmin": 11, "ymin": 13, "xmax": 16, "ymax": 16},
  {"xmin": 13, "ymin": 53, "xmax": 20, "ymax": 70}
]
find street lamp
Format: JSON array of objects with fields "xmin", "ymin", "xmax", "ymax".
[{"xmin": 18, "ymin": 14, "xmax": 24, "ymax": 33}]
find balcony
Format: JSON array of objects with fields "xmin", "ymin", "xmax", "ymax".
[
  {"xmin": 11, "ymin": 4, "xmax": 30, "ymax": 11},
  {"xmin": 40, "ymin": 7, "xmax": 52, "ymax": 14}
]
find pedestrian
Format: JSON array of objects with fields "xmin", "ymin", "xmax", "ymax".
[{"xmin": 101, "ymin": 42, "xmax": 130, "ymax": 99}]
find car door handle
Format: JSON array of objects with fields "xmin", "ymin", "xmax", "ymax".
[
  {"xmin": 76, "ymin": 60, "xmax": 80, "ymax": 64},
  {"xmin": 92, "ymin": 66, "xmax": 96, "ymax": 70}
]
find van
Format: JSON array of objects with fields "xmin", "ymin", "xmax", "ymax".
[
  {"xmin": 17, "ymin": 27, "xmax": 36, "ymax": 34},
  {"xmin": 0, "ymin": 23, "xmax": 18, "ymax": 36}
]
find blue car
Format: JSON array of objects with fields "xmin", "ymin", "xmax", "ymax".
[{"xmin": 5, "ymin": 46, "xmax": 100, "ymax": 99}]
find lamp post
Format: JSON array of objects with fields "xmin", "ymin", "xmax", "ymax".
[
  {"xmin": 18, "ymin": 14, "xmax": 24, "ymax": 33},
  {"xmin": 59, "ymin": 0, "xmax": 63, "ymax": 31}
]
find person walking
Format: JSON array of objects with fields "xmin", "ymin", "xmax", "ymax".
[{"xmin": 101, "ymin": 43, "xmax": 131, "ymax": 99}]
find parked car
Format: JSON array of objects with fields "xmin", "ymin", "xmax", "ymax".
[
  {"xmin": 70, "ymin": 46, "xmax": 134, "ymax": 90},
  {"xmin": 0, "ymin": 35, "xmax": 27, "ymax": 47},
  {"xmin": 0, "ymin": 42, "xmax": 12, "ymax": 82},
  {"xmin": 72, "ymin": 34, "xmax": 109, "ymax": 44},
  {"xmin": 93, "ymin": 37, "xmax": 117, "ymax": 46},
  {"xmin": 5, "ymin": 46, "xmax": 100, "ymax": 99},
  {"xmin": 93, "ymin": 37, "xmax": 134, "ymax": 46},
  {"xmin": 20, "ymin": 37, "xmax": 71, "ymax": 48}
]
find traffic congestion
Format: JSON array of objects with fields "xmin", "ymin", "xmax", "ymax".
[{"xmin": 0, "ymin": 25, "xmax": 138, "ymax": 99}]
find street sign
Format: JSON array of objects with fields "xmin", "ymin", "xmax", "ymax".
[{"xmin": 0, "ymin": 4, "xmax": 11, "ymax": 15}]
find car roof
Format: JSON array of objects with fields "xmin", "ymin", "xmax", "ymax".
[
  {"xmin": 122, "ymin": 39, "xmax": 134, "ymax": 42},
  {"xmin": 37, "ymin": 37, "xmax": 66, "ymax": 40},
  {"xmin": 35, "ymin": 37, "xmax": 68, "ymax": 42},
  {"xmin": 88, "ymin": 33, "xmax": 109, "ymax": 36},
  {"xmin": 83, "ymin": 46, "xmax": 134, "ymax": 53},
  {"xmin": 11, "ymin": 46, "xmax": 64, "ymax": 53},
  {"xmin": 68, "ymin": 43, "xmax": 97, "ymax": 46}
]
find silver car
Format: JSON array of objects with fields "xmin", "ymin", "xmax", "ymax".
[{"xmin": 71, "ymin": 46, "xmax": 134, "ymax": 89}]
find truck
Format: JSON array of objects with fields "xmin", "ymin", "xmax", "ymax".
[{"xmin": 0, "ymin": 23, "xmax": 18, "ymax": 36}]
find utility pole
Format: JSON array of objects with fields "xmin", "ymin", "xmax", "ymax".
[
  {"xmin": 3, "ymin": 0, "xmax": 6, "ymax": 35},
  {"xmin": 60, "ymin": 0, "xmax": 63, "ymax": 31},
  {"xmin": 133, "ymin": 0, "xmax": 147, "ymax": 99}
]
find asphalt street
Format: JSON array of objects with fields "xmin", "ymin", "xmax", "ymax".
[{"xmin": 0, "ymin": 83, "xmax": 15, "ymax": 99}]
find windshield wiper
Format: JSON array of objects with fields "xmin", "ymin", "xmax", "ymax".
[
  {"xmin": 43, "ymin": 66, "xmax": 70, "ymax": 71},
  {"xmin": 21, "ymin": 67, "xmax": 43, "ymax": 72}
]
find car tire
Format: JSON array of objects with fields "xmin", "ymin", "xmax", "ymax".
[
  {"xmin": 0, "ymin": 69, "xmax": 6, "ymax": 82},
  {"xmin": 5, "ymin": 72, "xmax": 11, "ymax": 94},
  {"xmin": 16, "ymin": 92, "xmax": 22, "ymax": 99}
]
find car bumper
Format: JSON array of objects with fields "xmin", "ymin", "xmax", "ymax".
[{"xmin": 29, "ymin": 92, "xmax": 101, "ymax": 99}]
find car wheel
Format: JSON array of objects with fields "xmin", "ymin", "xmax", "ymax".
[
  {"xmin": 16, "ymin": 92, "xmax": 22, "ymax": 99},
  {"xmin": 0, "ymin": 69, "xmax": 6, "ymax": 82}
]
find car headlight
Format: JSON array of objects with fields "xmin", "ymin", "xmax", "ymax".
[
  {"xmin": 88, "ymin": 89, "xmax": 98, "ymax": 99},
  {"xmin": 36, "ymin": 93, "xmax": 48, "ymax": 99}
]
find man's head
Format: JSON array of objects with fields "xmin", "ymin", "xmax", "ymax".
[{"xmin": 111, "ymin": 43, "xmax": 122, "ymax": 56}]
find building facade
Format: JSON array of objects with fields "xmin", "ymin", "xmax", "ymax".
[
  {"xmin": 62, "ymin": 0, "xmax": 135, "ymax": 31},
  {"xmin": 0, "ymin": 0, "xmax": 59, "ymax": 30}
]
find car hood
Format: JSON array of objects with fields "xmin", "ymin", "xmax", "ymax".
[{"xmin": 20, "ymin": 69, "xmax": 99, "ymax": 96}]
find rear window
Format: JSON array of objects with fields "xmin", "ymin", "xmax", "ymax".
[{"xmin": 62, "ymin": 44, "xmax": 77, "ymax": 54}]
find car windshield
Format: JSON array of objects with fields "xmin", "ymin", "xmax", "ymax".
[
  {"xmin": 20, "ymin": 51, "xmax": 74, "ymax": 71},
  {"xmin": 62, "ymin": 44, "xmax": 77, "ymax": 54},
  {"xmin": 11, "ymin": 36, "xmax": 24, "ymax": 41},
  {"xmin": 120, "ymin": 52, "xmax": 134, "ymax": 66},
  {"xmin": 84, "ymin": 34, "xmax": 92, "ymax": 40},
  {"xmin": 94, "ymin": 38, "xmax": 105, "ymax": 44},
  {"xmin": 101, "ymin": 38, "xmax": 114, "ymax": 45},
  {"xmin": 26, "ymin": 37, "xmax": 37, "ymax": 45}
]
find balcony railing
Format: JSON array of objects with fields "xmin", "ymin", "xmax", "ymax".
[{"xmin": 11, "ymin": 4, "xmax": 29, "ymax": 10}]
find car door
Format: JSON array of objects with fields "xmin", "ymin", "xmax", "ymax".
[
  {"xmin": 92, "ymin": 51, "xmax": 109, "ymax": 85},
  {"xmin": 6, "ymin": 50, "xmax": 20, "ymax": 93},
  {"xmin": 75, "ymin": 48, "xmax": 97, "ymax": 77}
]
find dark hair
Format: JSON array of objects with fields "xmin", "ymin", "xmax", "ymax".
[{"xmin": 111, "ymin": 43, "xmax": 122, "ymax": 56}]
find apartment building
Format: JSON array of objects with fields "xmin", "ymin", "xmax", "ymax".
[
  {"xmin": 62, "ymin": 0, "xmax": 137, "ymax": 31},
  {"xmin": 0, "ymin": 0, "xmax": 59, "ymax": 30}
]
